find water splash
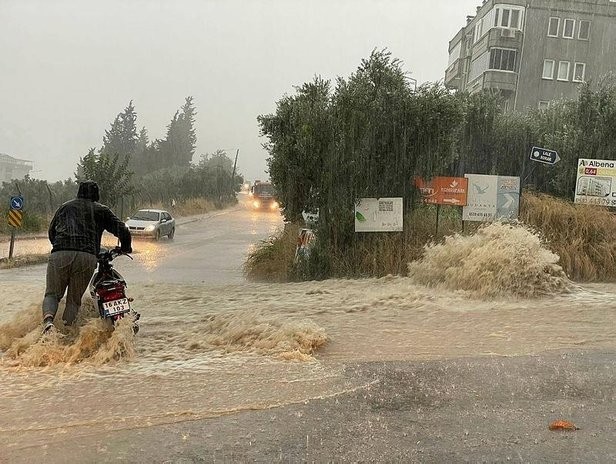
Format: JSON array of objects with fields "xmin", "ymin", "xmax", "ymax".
[
  {"xmin": 185, "ymin": 310, "xmax": 328, "ymax": 360},
  {"xmin": 408, "ymin": 223, "xmax": 570, "ymax": 298},
  {"xmin": 0, "ymin": 300, "xmax": 136, "ymax": 368}
]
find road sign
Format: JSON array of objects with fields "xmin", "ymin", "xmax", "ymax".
[
  {"xmin": 10, "ymin": 195, "xmax": 24, "ymax": 211},
  {"xmin": 7, "ymin": 209, "xmax": 23, "ymax": 228},
  {"xmin": 530, "ymin": 147, "xmax": 560, "ymax": 165},
  {"xmin": 414, "ymin": 176, "xmax": 468, "ymax": 206},
  {"xmin": 463, "ymin": 174, "xmax": 520, "ymax": 222},
  {"xmin": 574, "ymin": 158, "xmax": 616, "ymax": 206}
]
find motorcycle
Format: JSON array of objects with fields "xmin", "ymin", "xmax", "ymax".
[{"xmin": 88, "ymin": 247, "xmax": 140, "ymax": 334}]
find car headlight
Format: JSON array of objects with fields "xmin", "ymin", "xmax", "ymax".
[
  {"xmin": 271, "ymin": 202, "xmax": 279, "ymax": 209},
  {"xmin": 253, "ymin": 201, "xmax": 260, "ymax": 208},
  {"xmin": 145, "ymin": 225, "xmax": 156, "ymax": 231}
]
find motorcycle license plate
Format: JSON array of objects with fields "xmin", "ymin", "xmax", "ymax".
[{"xmin": 102, "ymin": 298, "xmax": 130, "ymax": 316}]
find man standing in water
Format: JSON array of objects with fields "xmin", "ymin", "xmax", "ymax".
[{"xmin": 42, "ymin": 180, "xmax": 132, "ymax": 333}]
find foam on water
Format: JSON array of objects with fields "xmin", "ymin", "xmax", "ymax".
[
  {"xmin": 0, "ymin": 300, "xmax": 136, "ymax": 368},
  {"xmin": 408, "ymin": 223, "xmax": 570, "ymax": 298},
  {"xmin": 185, "ymin": 310, "xmax": 328, "ymax": 360},
  {"xmin": 0, "ymin": 298, "xmax": 328, "ymax": 368}
]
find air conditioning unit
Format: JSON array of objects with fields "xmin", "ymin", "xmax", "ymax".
[{"xmin": 500, "ymin": 28, "xmax": 516, "ymax": 38}]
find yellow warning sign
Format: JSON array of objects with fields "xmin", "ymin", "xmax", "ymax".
[{"xmin": 7, "ymin": 209, "xmax": 23, "ymax": 228}]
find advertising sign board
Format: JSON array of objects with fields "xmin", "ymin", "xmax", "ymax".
[
  {"xmin": 414, "ymin": 176, "xmax": 468, "ymax": 206},
  {"xmin": 355, "ymin": 197, "xmax": 403, "ymax": 232},
  {"xmin": 463, "ymin": 174, "xmax": 520, "ymax": 222},
  {"xmin": 574, "ymin": 158, "xmax": 616, "ymax": 206}
]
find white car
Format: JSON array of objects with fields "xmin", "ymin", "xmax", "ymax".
[{"xmin": 126, "ymin": 209, "xmax": 175, "ymax": 240}]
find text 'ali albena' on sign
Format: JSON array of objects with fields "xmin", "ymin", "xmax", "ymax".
[{"xmin": 414, "ymin": 176, "xmax": 468, "ymax": 206}]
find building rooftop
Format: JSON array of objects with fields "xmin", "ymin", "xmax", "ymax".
[{"xmin": 0, "ymin": 153, "xmax": 33, "ymax": 166}]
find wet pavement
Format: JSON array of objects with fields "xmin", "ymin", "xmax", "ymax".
[
  {"xmin": 2, "ymin": 200, "xmax": 616, "ymax": 463},
  {"xmin": 5, "ymin": 349, "xmax": 616, "ymax": 463}
]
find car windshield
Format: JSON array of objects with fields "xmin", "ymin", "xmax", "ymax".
[
  {"xmin": 254, "ymin": 184, "xmax": 274, "ymax": 195},
  {"xmin": 130, "ymin": 211, "xmax": 160, "ymax": 221}
]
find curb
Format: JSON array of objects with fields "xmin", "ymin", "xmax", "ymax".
[{"xmin": 0, "ymin": 206, "xmax": 241, "ymax": 243}]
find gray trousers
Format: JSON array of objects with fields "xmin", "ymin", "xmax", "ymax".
[{"xmin": 42, "ymin": 251, "xmax": 97, "ymax": 325}]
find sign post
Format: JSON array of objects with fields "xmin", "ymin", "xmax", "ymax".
[
  {"xmin": 414, "ymin": 176, "xmax": 468, "ymax": 235},
  {"xmin": 7, "ymin": 196, "xmax": 24, "ymax": 260},
  {"xmin": 530, "ymin": 146, "xmax": 560, "ymax": 166}
]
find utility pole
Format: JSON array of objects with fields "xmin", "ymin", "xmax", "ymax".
[{"xmin": 231, "ymin": 149, "xmax": 239, "ymax": 180}]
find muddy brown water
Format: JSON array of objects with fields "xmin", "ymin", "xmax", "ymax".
[{"xmin": 2, "ymin": 223, "xmax": 616, "ymax": 453}]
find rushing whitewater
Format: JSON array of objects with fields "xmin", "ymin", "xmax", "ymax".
[{"xmin": 408, "ymin": 222, "xmax": 570, "ymax": 298}]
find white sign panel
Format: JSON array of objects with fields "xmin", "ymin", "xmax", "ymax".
[
  {"xmin": 575, "ymin": 158, "xmax": 616, "ymax": 206},
  {"xmin": 463, "ymin": 174, "xmax": 520, "ymax": 222},
  {"xmin": 355, "ymin": 198, "xmax": 403, "ymax": 232}
]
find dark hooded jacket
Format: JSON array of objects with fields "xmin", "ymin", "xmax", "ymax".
[{"xmin": 48, "ymin": 181, "xmax": 132, "ymax": 256}]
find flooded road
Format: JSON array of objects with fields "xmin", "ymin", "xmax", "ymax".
[{"xmin": 2, "ymin": 208, "xmax": 616, "ymax": 462}]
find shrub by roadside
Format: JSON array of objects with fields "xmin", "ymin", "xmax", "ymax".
[
  {"xmin": 0, "ymin": 254, "xmax": 49, "ymax": 269},
  {"xmin": 243, "ymin": 223, "xmax": 299, "ymax": 282},
  {"xmin": 520, "ymin": 192, "xmax": 616, "ymax": 281},
  {"xmin": 244, "ymin": 193, "xmax": 616, "ymax": 283},
  {"xmin": 0, "ymin": 209, "xmax": 48, "ymax": 236},
  {"xmin": 244, "ymin": 206, "xmax": 465, "ymax": 282}
]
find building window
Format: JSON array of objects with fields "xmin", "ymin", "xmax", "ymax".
[
  {"xmin": 578, "ymin": 20, "xmax": 591, "ymax": 40},
  {"xmin": 542, "ymin": 59, "xmax": 555, "ymax": 79},
  {"xmin": 489, "ymin": 48, "xmax": 517, "ymax": 71},
  {"xmin": 573, "ymin": 62, "xmax": 586, "ymax": 82},
  {"xmin": 510, "ymin": 9, "xmax": 521, "ymax": 29},
  {"xmin": 474, "ymin": 18, "xmax": 484, "ymax": 42},
  {"xmin": 495, "ymin": 7, "xmax": 523, "ymax": 29},
  {"xmin": 548, "ymin": 17, "xmax": 560, "ymax": 37},
  {"xmin": 558, "ymin": 61, "xmax": 570, "ymax": 81},
  {"xmin": 538, "ymin": 101, "xmax": 550, "ymax": 110},
  {"xmin": 563, "ymin": 19, "xmax": 575, "ymax": 38}
]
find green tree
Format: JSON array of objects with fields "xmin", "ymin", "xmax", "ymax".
[
  {"xmin": 259, "ymin": 76, "xmax": 332, "ymax": 222},
  {"xmin": 76, "ymin": 148, "xmax": 134, "ymax": 207},
  {"xmin": 158, "ymin": 96, "xmax": 197, "ymax": 168},
  {"xmin": 101, "ymin": 100, "xmax": 138, "ymax": 160}
]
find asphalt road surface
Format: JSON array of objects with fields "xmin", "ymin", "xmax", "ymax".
[{"xmin": 2, "ymin": 199, "xmax": 616, "ymax": 463}]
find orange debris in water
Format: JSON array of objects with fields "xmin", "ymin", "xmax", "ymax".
[{"xmin": 549, "ymin": 420, "xmax": 579, "ymax": 431}]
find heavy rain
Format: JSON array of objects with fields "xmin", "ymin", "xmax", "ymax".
[{"xmin": 2, "ymin": 1, "xmax": 616, "ymax": 463}]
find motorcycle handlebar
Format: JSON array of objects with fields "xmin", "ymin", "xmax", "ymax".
[
  {"xmin": 113, "ymin": 247, "xmax": 134, "ymax": 259},
  {"xmin": 99, "ymin": 247, "xmax": 133, "ymax": 261}
]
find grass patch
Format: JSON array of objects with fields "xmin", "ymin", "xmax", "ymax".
[
  {"xmin": 244, "ymin": 206, "xmax": 467, "ymax": 281},
  {"xmin": 0, "ymin": 253, "xmax": 49, "ymax": 269},
  {"xmin": 243, "ymin": 223, "xmax": 299, "ymax": 282},
  {"xmin": 245, "ymin": 193, "xmax": 616, "ymax": 283},
  {"xmin": 520, "ymin": 192, "xmax": 616, "ymax": 281}
]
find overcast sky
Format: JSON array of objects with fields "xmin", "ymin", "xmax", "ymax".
[{"xmin": 0, "ymin": 0, "xmax": 480, "ymax": 182}]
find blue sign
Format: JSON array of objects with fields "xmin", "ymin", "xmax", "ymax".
[
  {"xmin": 530, "ymin": 146, "xmax": 560, "ymax": 165},
  {"xmin": 10, "ymin": 196, "xmax": 24, "ymax": 211}
]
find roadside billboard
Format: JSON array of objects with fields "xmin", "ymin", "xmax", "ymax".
[
  {"xmin": 463, "ymin": 174, "xmax": 520, "ymax": 222},
  {"xmin": 355, "ymin": 197, "xmax": 403, "ymax": 232},
  {"xmin": 414, "ymin": 176, "xmax": 468, "ymax": 206},
  {"xmin": 575, "ymin": 158, "xmax": 616, "ymax": 206}
]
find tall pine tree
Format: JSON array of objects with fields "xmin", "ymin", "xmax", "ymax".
[
  {"xmin": 101, "ymin": 100, "xmax": 138, "ymax": 160},
  {"xmin": 158, "ymin": 96, "xmax": 197, "ymax": 168}
]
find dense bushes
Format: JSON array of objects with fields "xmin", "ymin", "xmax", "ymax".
[
  {"xmin": 255, "ymin": 50, "xmax": 616, "ymax": 281},
  {"xmin": 245, "ymin": 193, "xmax": 616, "ymax": 283}
]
